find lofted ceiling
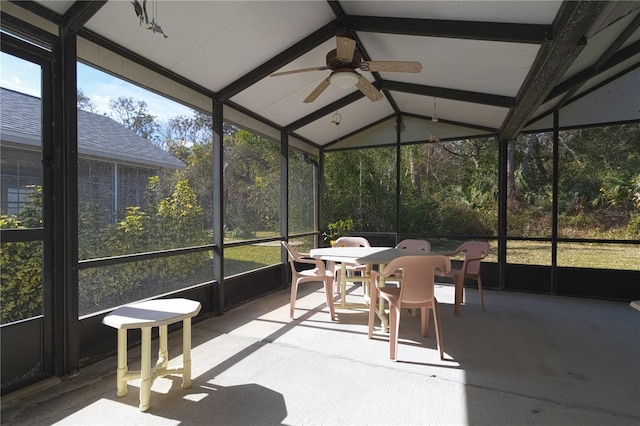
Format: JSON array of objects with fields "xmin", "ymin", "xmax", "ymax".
[{"xmin": 7, "ymin": 1, "xmax": 640, "ymax": 152}]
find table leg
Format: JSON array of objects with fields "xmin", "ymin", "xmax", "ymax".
[
  {"xmin": 159, "ymin": 325, "xmax": 168, "ymax": 368},
  {"xmin": 181, "ymin": 318, "xmax": 193, "ymax": 389},
  {"xmin": 363, "ymin": 264, "xmax": 371, "ymax": 302},
  {"xmin": 139, "ymin": 327, "xmax": 152, "ymax": 412},
  {"xmin": 377, "ymin": 263, "xmax": 389, "ymax": 333},
  {"xmin": 340, "ymin": 263, "xmax": 347, "ymax": 308},
  {"xmin": 116, "ymin": 329, "xmax": 128, "ymax": 397}
]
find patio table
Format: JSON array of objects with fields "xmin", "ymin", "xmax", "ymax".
[{"xmin": 310, "ymin": 246, "xmax": 440, "ymax": 332}]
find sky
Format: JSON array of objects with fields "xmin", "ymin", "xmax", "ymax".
[{"xmin": 0, "ymin": 51, "xmax": 194, "ymax": 122}]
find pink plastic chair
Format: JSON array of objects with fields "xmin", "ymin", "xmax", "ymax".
[
  {"xmin": 395, "ymin": 239, "xmax": 431, "ymax": 252},
  {"xmin": 368, "ymin": 255, "xmax": 451, "ymax": 361},
  {"xmin": 394, "ymin": 239, "xmax": 432, "ymax": 314},
  {"xmin": 282, "ymin": 241, "xmax": 335, "ymax": 321},
  {"xmin": 332, "ymin": 236, "xmax": 372, "ymax": 298},
  {"xmin": 442, "ymin": 241, "xmax": 490, "ymax": 315},
  {"xmin": 334, "ymin": 236, "xmax": 370, "ymax": 249}
]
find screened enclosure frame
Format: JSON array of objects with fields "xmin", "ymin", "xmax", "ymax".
[{"xmin": 1, "ymin": 1, "xmax": 639, "ymax": 395}]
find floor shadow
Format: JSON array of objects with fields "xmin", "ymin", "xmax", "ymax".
[{"xmin": 138, "ymin": 377, "xmax": 288, "ymax": 425}]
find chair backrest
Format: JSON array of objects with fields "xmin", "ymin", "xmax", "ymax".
[
  {"xmin": 380, "ymin": 255, "xmax": 451, "ymax": 303},
  {"xmin": 282, "ymin": 241, "xmax": 311, "ymax": 274},
  {"xmin": 333, "ymin": 236, "xmax": 370, "ymax": 248},
  {"xmin": 281, "ymin": 240, "xmax": 300, "ymax": 262},
  {"xmin": 395, "ymin": 239, "xmax": 431, "ymax": 252},
  {"xmin": 459, "ymin": 241, "xmax": 490, "ymax": 276}
]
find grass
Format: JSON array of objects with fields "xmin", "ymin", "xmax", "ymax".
[{"xmin": 223, "ymin": 238, "xmax": 640, "ymax": 272}]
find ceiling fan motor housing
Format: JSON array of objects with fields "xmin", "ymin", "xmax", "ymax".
[{"xmin": 326, "ymin": 49, "xmax": 362, "ymax": 69}]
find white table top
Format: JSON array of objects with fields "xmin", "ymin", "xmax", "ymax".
[
  {"xmin": 103, "ymin": 298, "xmax": 202, "ymax": 330},
  {"xmin": 310, "ymin": 246, "xmax": 438, "ymax": 265}
]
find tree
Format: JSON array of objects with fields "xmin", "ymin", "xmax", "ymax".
[
  {"xmin": 77, "ymin": 88, "xmax": 97, "ymax": 113},
  {"xmin": 159, "ymin": 111, "xmax": 213, "ymax": 156},
  {"xmin": 223, "ymin": 129, "xmax": 280, "ymax": 237},
  {"xmin": 109, "ymin": 96, "xmax": 159, "ymax": 143}
]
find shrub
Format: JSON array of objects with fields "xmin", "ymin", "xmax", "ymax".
[
  {"xmin": 0, "ymin": 216, "xmax": 43, "ymax": 324},
  {"xmin": 438, "ymin": 204, "xmax": 493, "ymax": 236},
  {"xmin": 627, "ymin": 214, "xmax": 640, "ymax": 238}
]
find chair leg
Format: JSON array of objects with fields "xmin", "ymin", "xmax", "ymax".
[
  {"xmin": 289, "ymin": 281, "xmax": 298, "ymax": 319},
  {"xmin": 432, "ymin": 299, "xmax": 444, "ymax": 360},
  {"xmin": 389, "ymin": 302, "xmax": 401, "ymax": 361},
  {"xmin": 324, "ymin": 278, "xmax": 336, "ymax": 321},
  {"xmin": 454, "ymin": 276, "xmax": 463, "ymax": 316},
  {"xmin": 477, "ymin": 276, "xmax": 485, "ymax": 312},
  {"xmin": 420, "ymin": 306, "xmax": 430, "ymax": 337}
]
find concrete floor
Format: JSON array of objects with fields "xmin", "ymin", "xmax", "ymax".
[{"xmin": 2, "ymin": 282, "xmax": 639, "ymax": 425}]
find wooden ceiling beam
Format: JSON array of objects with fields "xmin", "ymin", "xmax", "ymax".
[
  {"xmin": 499, "ymin": 1, "xmax": 609, "ymax": 140},
  {"xmin": 348, "ymin": 15, "xmax": 551, "ymax": 44},
  {"xmin": 218, "ymin": 21, "xmax": 339, "ymax": 101},
  {"xmin": 382, "ymin": 80, "xmax": 515, "ymax": 108}
]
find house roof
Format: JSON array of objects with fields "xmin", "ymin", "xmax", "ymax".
[
  {"xmin": 4, "ymin": 1, "xmax": 640, "ymax": 154},
  {"xmin": 0, "ymin": 88, "xmax": 185, "ymax": 170}
]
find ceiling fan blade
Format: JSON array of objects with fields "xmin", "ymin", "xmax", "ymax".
[
  {"xmin": 359, "ymin": 61, "xmax": 422, "ymax": 73},
  {"xmin": 270, "ymin": 66, "xmax": 328, "ymax": 77},
  {"xmin": 355, "ymin": 75, "xmax": 383, "ymax": 102},
  {"xmin": 303, "ymin": 77, "xmax": 331, "ymax": 103},
  {"xmin": 336, "ymin": 33, "xmax": 356, "ymax": 63}
]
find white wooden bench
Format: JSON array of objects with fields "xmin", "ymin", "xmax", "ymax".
[{"xmin": 103, "ymin": 298, "xmax": 202, "ymax": 411}]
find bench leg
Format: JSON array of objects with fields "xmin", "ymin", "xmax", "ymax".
[
  {"xmin": 139, "ymin": 327, "xmax": 152, "ymax": 412},
  {"xmin": 116, "ymin": 329, "xmax": 128, "ymax": 397},
  {"xmin": 181, "ymin": 318, "xmax": 192, "ymax": 389}
]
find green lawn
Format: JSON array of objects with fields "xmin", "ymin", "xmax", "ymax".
[{"xmin": 223, "ymin": 239, "xmax": 640, "ymax": 273}]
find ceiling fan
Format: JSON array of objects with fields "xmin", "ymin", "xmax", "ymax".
[{"xmin": 269, "ymin": 29, "xmax": 422, "ymax": 103}]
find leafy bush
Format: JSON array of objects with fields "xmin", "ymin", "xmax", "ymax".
[
  {"xmin": 0, "ymin": 187, "xmax": 44, "ymax": 324},
  {"xmin": 400, "ymin": 199, "xmax": 441, "ymax": 235},
  {"xmin": 322, "ymin": 218, "xmax": 354, "ymax": 242},
  {"xmin": 627, "ymin": 214, "xmax": 640, "ymax": 238},
  {"xmin": 438, "ymin": 204, "xmax": 493, "ymax": 236},
  {"xmin": 79, "ymin": 178, "xmax": 207, "ymax": 314},
  {"xmin": 0, "ymin": 241, "xmax": 43, "ymax": 323},
  {"xmin": 1, "ymin": 178, "xmax": 211, "ymax": 319}
]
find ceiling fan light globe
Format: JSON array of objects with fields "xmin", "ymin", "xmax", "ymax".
[{"xmin": 330, "ymin": 71, "xmax": 359, "ymax": 89}]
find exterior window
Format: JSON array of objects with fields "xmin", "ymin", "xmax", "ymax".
[
  {"xmin": 0, "ymin": 54, "xmax": 44, "ymax": 325},
  {"xmin": 399, "ymin": 139, "xmax": 497, "ymax": 243},
  {"xmin": 506, "ymin": 133, "xmax": 553, "ymax": 265},
  {"xmin": 324, "ymin": 146, "xmax": 397, "ymax": 246},
  {"xmin": 223, "ymin": 125, "xmax": 281, "ymax": 277},
  {"xmin": 0, "ymin": 148, "xmax": 42, "ymax": 216},
  {"xmin": 288, "ymin": 148, "xmax": 315, "ymax": 235},
  {"xmin": 77, "ymin": 64, "xmax": 213, "ymax": 316},
  {"xmin": 224, "ymin": 127, "xmax": 280, "ymax": 242},
  {"xmin": 557, "ymin": 124, "xmax": 640, "ymax": 270}
]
